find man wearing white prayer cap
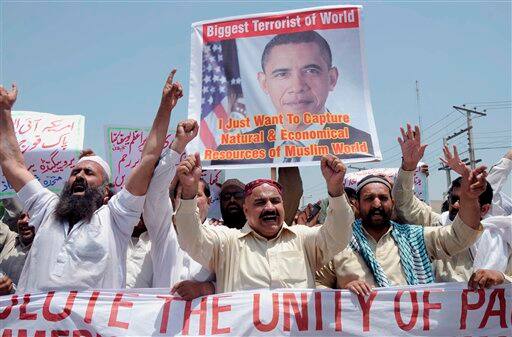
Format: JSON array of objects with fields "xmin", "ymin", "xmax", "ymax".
[{"xmin": 0, "ymin": 69, "xmax": 184, "ymax": 292}]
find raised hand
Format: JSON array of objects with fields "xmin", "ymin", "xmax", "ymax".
[
  {"xmin": 160, "ymin": 69, "xmax": 183, "ymax": 111},
  {"xmin": 0, "ymin": 84, "xmax": 18, "ymax": 111},
  {"xmin": 177, "ymin": 153, "xmax": 202, "ymax": 200},
  {"xmin": 398, "ymin": 124, "xmax": 427, "ymax": 171},
  {"xmin": 440, "ymin": 145, "xmax": 468, "ymax": 176},
  {"xmin": 172, "ymin": 119, "xmax": 199, "ymax": 153},
  {"xmin": 460, "ymin": 165, "xmax": 488, "ymax": 200},
  {"xmin": 321, "ymin": 154, "xmax": 346, "ymax": 197}
]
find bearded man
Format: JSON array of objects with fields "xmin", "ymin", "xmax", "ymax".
[
  {"xmin": 316, "ymin": 124, "xmax": 487, "ymax": 294},
  {"xmin": 0, "ymin": 70, "xmax": 183, "ymax": 292},
  {"xmin": 174, "ymin": 153, "xmax": 354, "ymax": 293}
]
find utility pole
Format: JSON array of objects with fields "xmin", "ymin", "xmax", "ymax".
[
  {"xmin": 415, "ymin": 81, "xmax": 422, "ymax": 129},
  {"xmin": 453, "ymin": 105, "xmax": 487, "ymax": 169},
  {"xmin": 438, "ymin": 137, "xmax": 452, "ymax": 191}
]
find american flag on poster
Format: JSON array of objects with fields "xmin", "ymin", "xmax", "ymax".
[{"xmin": 199, "ymin": 42, "xmax": 230, "ymax": 149}]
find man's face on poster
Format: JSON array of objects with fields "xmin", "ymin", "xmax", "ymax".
[{"xmin": 257, "ymin": 42, "xmax": 338, "ymax": 119}]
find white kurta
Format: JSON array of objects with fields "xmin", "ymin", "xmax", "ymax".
[
  {"xmin": 16, "ymin": 179, "xmax": 144, "ymax": 292},
  {"xmin": 143, "ymin": 149, "xmax": 212, "ymax": 289},
  {"xmin": 126, "ymin": 231, "xmax": 153, "ymax": 288},
  {"xmin": 487, "ymin": 157, "xmax": 512, "ymax": 216}
]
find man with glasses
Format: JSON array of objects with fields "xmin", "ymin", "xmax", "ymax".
[{"xmin": 219, "ymin": 179, "xmax": 246, "ymax": 229}]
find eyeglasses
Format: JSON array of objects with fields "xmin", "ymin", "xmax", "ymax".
[{"xmin": 221, "ymin": 191, "xmax": 244, "ymax": 201}]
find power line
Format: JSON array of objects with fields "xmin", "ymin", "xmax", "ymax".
[
  {"xmin": 463, "ymin": 100, "xmax": 511, "ymax": 105},
  {"xmin": 379, "ymin": 110, "xmax": 457, "ymax": 155},
  {"xmin": 380, "ymin": 115, "xmax": 465, "ymax": 162},
  {"xmin": 380, "ymin": 118, "xmax": 467, "ymax": 164}
]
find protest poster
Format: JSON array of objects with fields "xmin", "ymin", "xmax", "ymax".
[
  {"xmin": 1, "ymin": 283, "xmax": 509, "ymax": 336},
  {"xmin": 105, "ymin": 126, "xmax": 223, "ymax": 219},
  {"xmin": 188, "ymin": 5, "xmax": 381, "ymax": 169},
  {"xmin": 0, "ymin": 111, "xmax": 84, "ymax": 199},
  {"xmin": 344, "ymin": 164, "xmax": 429, "ymax": 202}
]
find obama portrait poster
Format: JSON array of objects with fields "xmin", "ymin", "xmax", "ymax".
[{"xmin": 188, "ymin": 5, "xmax": 382, "ymax": 169}]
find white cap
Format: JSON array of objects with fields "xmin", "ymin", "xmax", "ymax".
[{"xmin": 77, "ymin": 155, "xmax": 111, "ymax": 181}]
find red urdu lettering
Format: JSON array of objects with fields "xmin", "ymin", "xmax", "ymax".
[
  {"xmin": 335, "ymin": 291, "xmax": 342, "ymax": 332},
  {"xmin": 479, "ymin": 288, "xmax": 507, "ymax": 329},
  {"xmin": 460, "ymin": 289, "xmax": 485, "ymax": 329},
  {"xmin": 43, "ymin": 291, "xmax": 78, "ymax": 322},
  {"xmin": 422, "ymin": 290, "xmax": 441, "ymax": 330},
  {"xmin": 182, "ymin": 297, "xmax": 208, "ymax": 336},
  {"xmin": 0, "ymin": 294, "xmax": 18, "ymax": 319},
  {"xmin": 19, "ymin": 294, "xmax": 37, "ymax": 320},
  {"xmin": 253, "ymin": 293, "xmax": 279, "ymax": 332},
  {"xmin": 108, "ymin": 293, "xmax": 136, "ymax": 329},
  {"xmin": 84, "ymin": 291, "xmax": 100, "ymax": 324},
  {"xmin": 283, "ymin": 292, "xmax": 308, "ymax": 331},
  {"xmin": 212, "ymin": 296, "xmax": 232, "ymax": 335},
  {"xmin": 394, "ymin": 290, "xmax": 418, "ymax": 331},
  {"xmin": 314, "ymin": 292, "xmax": 322, "ymax": 330},
  {"xmin": 156, "ymin": 295, "xmax": 175, "ymax": 333},
  {"xmin": 357, "ymin": 291, "xmax": 377, "ymax": 332}
]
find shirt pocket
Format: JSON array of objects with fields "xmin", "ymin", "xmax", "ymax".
[
  {"xmin": 278, "ymin": 250, "xmax": 308, "ymax": 284},
  {"xmin": 72, "ymin": 226, "xmax": 108, "ymax": 264}
]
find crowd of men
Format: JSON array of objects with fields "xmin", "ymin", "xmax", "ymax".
[{"xmin": 0, "ymin": 69, "xmax": 510, "ymax": 300}]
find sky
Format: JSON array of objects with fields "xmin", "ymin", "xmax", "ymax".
[{"xmin": 1, "ymin": 0, "xmax": 511, "ymax": 206}]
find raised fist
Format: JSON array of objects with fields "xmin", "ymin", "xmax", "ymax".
[
  {"xmin": 321, "ymin": 154, "xmax": 346, "ymax": 197},
  {"xmin": 0, "ymin": 84, "xmax": 18, "ymax": 110}
]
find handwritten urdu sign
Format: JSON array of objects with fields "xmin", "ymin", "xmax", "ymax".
[{"xmin": 0, "ymin": 111, "xmax": 84, "ymax": 199}]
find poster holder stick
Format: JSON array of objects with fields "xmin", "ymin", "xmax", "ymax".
[{"xmin": 270, "ymin": 167, "xmax": 277, "ymax": 181}]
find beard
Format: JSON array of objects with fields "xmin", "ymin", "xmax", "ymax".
[
  {"xmin": 54, "ymin": 181, "xmax": 105, "ymax": 225},
  {"xmin": 220, "ymin": 203, "xmax": 246, "ymax": 229},
  {"xmin": 361, "ymin": 207, "xmax": 392, "ymax": 228}
]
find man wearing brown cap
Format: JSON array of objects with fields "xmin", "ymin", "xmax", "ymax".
[{"xmin": 174, "ymin": 153, "xmax": 354, "ymax": 292}]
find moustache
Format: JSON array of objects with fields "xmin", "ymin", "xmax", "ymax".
[
  {"xmin": 368, "ymin": 208, "xmax": 384, "ymax": 216},
  {"xmin": 260, "ymin": 210, "xmax": 278, "ymax": 219}
]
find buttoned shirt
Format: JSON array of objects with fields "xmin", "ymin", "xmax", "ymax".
[
  {"xmin": 174, "ymin": 192, "xmax": 354, "ymax": 293},
  {"xmin": 390, "ymin": 168, "xmax": 511, "ymax": 283},
  {"xmin": 126, "ymin": 231, "xmax": 153, "ymax": 288},
  {"xmin": 315, "ymin": 214, "xmax": 481, "ymax": 288},
  {"xmin": 16, "ymin": 179, "xmax": 144, "ymax": 292},
  {"xmin": 143, "ymin": 149, "xmax": 212, "ymax": 288}
]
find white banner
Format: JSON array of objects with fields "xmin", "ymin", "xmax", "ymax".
[
  {"xmin": 0, "ymin": 111, "xmax": 84, "ymax": 199},
  {"xmin": 1, "ymin": 283, "xmax": 509, "ymax": 336},
  {"xmin": 344, "ymin": 164, "xmax": 429, "ymax": 202},
  {"xmin": 105, "ymin": 126, "xmax": 224, "ymax": 219},
  {"xmin": 188, "ymin": 5, "xmax": 381, "ymax": 169}
]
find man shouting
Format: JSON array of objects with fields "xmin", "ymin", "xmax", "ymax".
[
  {"xmin": 0, "ymin": 70, "xmax": 183, "ymax": 292},
  {"xmin": 174, "ymin": 153, "xmax": 354, "ymax": 292}
]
